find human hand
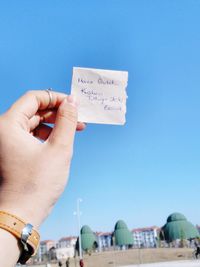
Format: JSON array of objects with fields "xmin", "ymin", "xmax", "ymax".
[{"xmin": 0, "ymin": 90, "xmax": 85, "ymax": 228}]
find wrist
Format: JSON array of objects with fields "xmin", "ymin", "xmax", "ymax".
[
  {"xmin": 0, "ymin": 204, "xmax": 41, "ymax": 229},
  {"xmin": 0, "ymin": 210, "xmax": 40, "ymax": 265},
  {"xmin": 0, "ymin": 227, "xmax": 22, "ymax": 266},
  {"xmin": 0, "ymin": 191, "xmax": 49, "ymax": 228}
]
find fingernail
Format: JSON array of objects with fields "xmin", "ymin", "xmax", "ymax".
[{"xmin": 67, "ymin": 95, "xmax": 78, "ymax": 107}]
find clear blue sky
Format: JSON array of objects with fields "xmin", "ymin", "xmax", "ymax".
[{"xmin": 0, "ymin": 0, "xmax": 200, "ymax": 241}]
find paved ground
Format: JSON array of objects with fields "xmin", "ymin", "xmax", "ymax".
[
  {"xmin": 25, "ymin": 260, "xmax": 200, "ymax": 267},
  {"xmin": 26, "ymin": 248, "xmax": 197, "ymax": 267},
  {"xmin": 120, "ymin": 260, "xmax": 200, "ymax": 267}
]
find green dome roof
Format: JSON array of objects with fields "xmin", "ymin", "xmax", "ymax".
[
  {"xmin": 114, "ymin": 220, "xmax": 128, "ymax": 230},
  {"xmin": 162, "ymin": 212, "xmax": 199, "ymax": 242},
  {"xmin": 167, "ymin": 213, "xmax": 187, "ymax": 223},
  {"xmin": 81, "ymin": 225, "xmax": 93, "ymax": 234},
  {"xmin": 80, "ymin": 225, "xmax": 97, "ymax": 250},
  {"xmin": 114, "ymin": 220, "xmax": 133, "ymax": 246}
]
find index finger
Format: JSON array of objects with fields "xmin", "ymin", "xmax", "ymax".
[{"xmin": 9, "ymin": 90, "xmax": 67, "ymax": 119}]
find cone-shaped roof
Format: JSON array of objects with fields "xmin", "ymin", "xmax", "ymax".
[
  {"xmin": 162, "ymin": 212, "xmax": 199, "ymax": 242},
  {"xmin": 114, "ymin": 220, "xmax": 133, "ymax": 246}
]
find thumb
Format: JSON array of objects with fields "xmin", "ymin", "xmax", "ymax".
[{"xmin": 48, "ymin": 96, "xmax": 78, "ymax": 149}]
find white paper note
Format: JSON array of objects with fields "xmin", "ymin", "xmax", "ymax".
[{"xmin": 71, "ymin": 67, "xmax": 128, "ymax": 125}]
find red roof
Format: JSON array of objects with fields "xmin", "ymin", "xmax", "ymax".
[
  {"xmin": 95, "ymin": 231, "xmax": 112, "ymax": 237},
  {"xmin": 132, "ymin": 226, "xmax": 160, "ymax": 232},
  {"xmin": 59, "ymin": 236, "xmax": 77, "ymax": 242},
  {"xmin": 40, "ymin": 240, "xmax": 55, "ymax": 244}
]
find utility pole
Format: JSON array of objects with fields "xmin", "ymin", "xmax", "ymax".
[{"xmin": 74, "ymin": 198, "xmax": 83, "ymax": 260}]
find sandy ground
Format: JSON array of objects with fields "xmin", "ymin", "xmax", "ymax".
[
  {"xmin": 120, "ymin": 260, "xmax": 200, "ymax": 267},
  {"xmin": 28, "ymin": 248, "xmax": 198, "ymax": 267}
]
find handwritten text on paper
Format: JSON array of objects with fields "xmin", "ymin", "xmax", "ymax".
[{"xmin": 71, "ymin": 67, "xmax": 128, "ymax": 125}]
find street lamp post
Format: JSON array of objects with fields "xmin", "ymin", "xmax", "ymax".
[{"xmin": 75, "ymin": 198, "xmax": 83, "ymax": 260}]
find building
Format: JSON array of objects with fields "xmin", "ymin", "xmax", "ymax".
[
  {"xmin": 97, "ymin": 225, "xmax": 160, "ymax": 251},
  {"xmin": 96, "ymin": 232, "xmax": 112, "ymax": 251},
  {"xmin": 132, "ymin": 226, "xmax": 159, "ymax": 248},
  {"xmin": 58, "ymin": 236, "xmax": 77, "ymax": 248},
  {"xmin": 56, "ymin": 236, "xmax": 77, "ymax": 259},
  {"xmin": 37, "ymin": 240, "xmax": 57, "ymax": 262},
  {"xmin": 56, "ymin": 247, "xmax": 75, "ymax": 260}
]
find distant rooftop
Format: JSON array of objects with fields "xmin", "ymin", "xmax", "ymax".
[
  {"xmin": 40, "ymin": 240, "xmax": 55, "ymax": 244},
  {"xmin": 59, "ymin": 236, "xmax": 77, "ymax": 242},
  {"xmin": 132, "ymin": 226, "xmax": 160, "ymax": 232},
  {"xmin": 95, "ymin": 231, "xmax": 113, "ymax": 236}
]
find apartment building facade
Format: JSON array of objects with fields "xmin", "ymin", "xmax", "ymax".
[
  {"xmin": 96, "ymin": 232, "xmax": 112, "ymax": 251},
  {"xmin": 132, "ymin": 226, "xmax": 160, "ymax": 248}
]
